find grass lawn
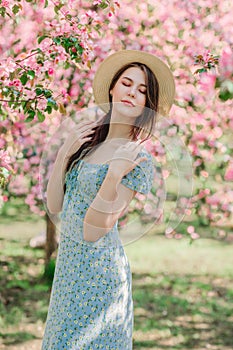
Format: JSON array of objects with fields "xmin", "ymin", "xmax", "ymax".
[{"xmin": 0, "ymin": 219, "xmax": 233, "ymax": 350}]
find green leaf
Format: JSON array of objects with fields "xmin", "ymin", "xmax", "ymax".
[
  {"xmin": 37, "ymin": 110, "xmax": 45, "ymax": 122},
  {"xmin": 99, "ymin": 2, "xmax": 108, "ymax": 9},
  {"xmin": 45, "ymin": 105, "xmax": 52, "ymax": 114},
  {"xmin": 75, "ymin": 43, "xmax": 84, "ymax": 55},
  {"xmin": 44, "ymin": 0, "xmax": 48, "ymax": 8},
  {"xmin": 47, "ymin": 98, "xmax": 57, "ymax": 108},
  {"xmin": 28, "ymin": 109, "xmax": 36, "ymax": 119},
  {"xmin": 70, "ymin": 37, "xmax": 77, "ymax": 43},
  {"xmin": 44, "ymin": 90, "xmax": 52, "ymax": 98},
  {"xmin": 219, "ymin": 81, "xmax": 233, "ymax": 101},
  {"xmin": 53, "ymin": 37, "xmax": 61, "ymax": 45},
  {"xmin": 65, "ymin": 14, "xmax": 72, "ymax": 21},
  {"xmin": 38, "ymin": 35, "xmax": 48, "ymax": 44},
  {"xmin": 20, "ymin": 73, "xmax": 28, "ymax": 86},
  {"xmin": 198, "ymin": 68, "xmax": 207, "ymax": 74},
  {"xmin": 54, "ymin": 4, "xmax": 63, "ymax": 14},
  {"xmin": 35, "ymin": 88, "xmax": 43, "ymax": 96},
  {"xmin": 0, "ymin": 7, "xmax": 6, "ymax": 17},
  {"xmin": 219, "ymin": 90, "xmax": 233, "ymax": 101},
  {"xmin": 12, "ymin": 5, "xmax": 20, "ymax": 15},
  {"xmin": 21, "ymin": 101, "xmax": 27, "ymax": 111},
  {"xmin": 215, "ymin": 77, "xmax": 221, "ymax": 89},
  {"xmin": 63, "ymin": 61, "xmax": 71, "ymax": 69},
  {"xmin": 25, "ymin": 114, "xmax": 34, "ymax": 122},
  {"xmin": 27, "ymin": 70, "xmax": 35, "ymax": 79}
]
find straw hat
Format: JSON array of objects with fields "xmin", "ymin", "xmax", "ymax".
[{"xmin": 93, "ymin": 50, "xmax": 175, "ymax": 116}]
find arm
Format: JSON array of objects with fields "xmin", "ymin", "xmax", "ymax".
[
  {"xmin": 83, "ymin": 141, "xmax": 151, "ymax": 243},
  {"xmin": 83, "ymin": 168, "xmax": 136, "ymax": 242},
  {"xmin": 46, "ymin": 119, "xmax": 97, "ymax": 214},
  {"xmin": 46, "ymin": 149, "xmax": 69, "ymax": 214}
]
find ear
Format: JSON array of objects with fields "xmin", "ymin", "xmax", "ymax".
[{"xmin": 109, "ymin": 89, "xmax": 113, "ymax": 96}]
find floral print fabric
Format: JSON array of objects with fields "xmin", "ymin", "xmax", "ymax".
[{"xmin": 42, "ymin": 150, "xmax": 154, "ymax": 349}]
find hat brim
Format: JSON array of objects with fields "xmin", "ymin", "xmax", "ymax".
[{"xmin": 93, "ymin": 50, "xmax": 175, "ymax": 116}]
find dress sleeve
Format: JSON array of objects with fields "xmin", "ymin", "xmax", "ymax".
[{"xmin": 120, "ymin": 151, "xmax": 155, "ymax": 194}]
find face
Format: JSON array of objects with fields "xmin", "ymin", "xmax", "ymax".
[{"xmin": 109, "ymin": 67, "xmax": 147, "ymax": 120}]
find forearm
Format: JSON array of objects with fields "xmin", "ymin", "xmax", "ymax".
[
  {"xmin": 83, "ymin": 170, "xmax": 126, "ymax": 242},
  {"xmin": 46, "ymin": 149, "xmax": 69, "ymax": 214}
]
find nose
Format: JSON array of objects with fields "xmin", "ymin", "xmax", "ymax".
[{"xmin": 128, "ymin": 87, "xmax": 136, "ymax": 97}]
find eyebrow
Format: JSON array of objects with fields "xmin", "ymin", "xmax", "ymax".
[{"xmin": 122, "ymin": 76, "xmax": 147, "ymax": 88}]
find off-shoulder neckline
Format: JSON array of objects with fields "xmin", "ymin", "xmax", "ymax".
[
  {"xmin": 80, "ymin": 159, "xmax": 109, "ymax": 166},
  {"xmin": 80, "ymin": 149, "xmax": 149, "ymax": 167}
]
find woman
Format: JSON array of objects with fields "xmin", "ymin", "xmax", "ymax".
[{"xmin": 42, "ymin": 50, "xmax": 175, "ymax": 349}]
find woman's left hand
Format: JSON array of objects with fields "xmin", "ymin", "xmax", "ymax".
[{"xmin": 108, "ymin": 140, "xmax": 147, "ymax": 178}]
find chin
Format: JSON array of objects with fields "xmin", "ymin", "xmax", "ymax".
[{"xmin": 113, "ymin": 104, "xmax": 143, "ymax": 119}]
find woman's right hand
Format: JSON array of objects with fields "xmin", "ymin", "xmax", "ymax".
[
  {"xmin": 108, "ymin": 140, "xmax": 146, "ymax": 178},
  {"xmin": 59, "ymin": 120, "xmax": 98, "ymax": 159}
]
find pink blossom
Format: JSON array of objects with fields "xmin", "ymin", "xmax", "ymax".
[
  {"xmin": 200, "ymin": 170, "xmax": 209, "ymax": 178},
  {"xmin": 198, "ymin": 189, "xmax": 210, "ymax": 199},
  {"xmin": 144, "ymin": 203, "xmax": 152, "ymax": 214},
  {"xmin": 167, "ymin": 126, "xmax": 177, "ymax": 137},
  {"xmin": 224, "ymin": 161, "xmax": 233, "ymax": 181},
  {"xmin": 48, "ymin": 68, "xmax": 54, "ymax": 75},
  {"xmin": 8, "ymin": 174, "xmax": 28, "ymax": 195},
  {"xmin": 174, "ymin": 233, "xmax": 183, "ymax": 239},
  {"xmin": 0, "ymin": 150, "xmax": 13, "ymax": 171},
  {"xmin": 3, "ymin": 195, "xmax": 8, "ymax": 202},
  {"xmin": 218, "ymin": 229, "xmax": 226, "ymax": 237},
  {"xmin": 4, "ymin": 58, "xmax": 17, "ymax": 73},
  {"xmin": 162, "ymin": 169, "xmax": 170, "ymax": 179},
  {"xmin": 191, "ymin": 233, "xmax": 200, "ymax": 240},
  {"xmin": 0, "ymin": 138, "xmax": 6, "ymax": 148},
  {"xmin": 219, "ymin": 46, "xmax": 233, "ymax": 80},
  {"xmin": 187, "ymin": 225, "xmax": 195, "ymax": 234},
  {"xmin": 29, "ymin": 156, "xmax": 40, "ymax": 164},
  {"xmin": 0, "ymin": 0, "xmax": 232, "ymax": 234},
  {"xmin": 198, "ymin": 71, "xmax": 216, "ymax": 95},
  {"xmin": 39, "ymin": 37, "xmax": 53, "ymax": 51},
  {"xmin": 206, "ymin": 194, "xmax": 220, "ymax": 206},
  {"xmin": 1, "ymin": 0, "xmax": 9, "ymax": 7},
  {"xmin": 185, "ymin": 209, "xmax": 192, "ymax": 216}
]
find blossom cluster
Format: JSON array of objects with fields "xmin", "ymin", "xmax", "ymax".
[{"xmin": 1, "ymin": 0, "xmax": 232, "ymax": 241}]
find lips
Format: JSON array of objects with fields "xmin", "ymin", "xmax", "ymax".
[{"xmin": 121, "ymin": 99, "xmax": 135, "ymax": 107}]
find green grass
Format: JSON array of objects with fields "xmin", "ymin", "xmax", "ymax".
[
  {"xmin": 0, "ymin": 220, "xmax": 233, "ymax": 349},
  {"xmin": 131, "ymin": 272, "xmax": 233, "ymax": 349},
  {"xmin": 124, "ymin": 235, "xmax": 233, "ymax": 349},
  {"xmin": 124, "ymin": 235, "xmax": 233, "ymax": 276}
]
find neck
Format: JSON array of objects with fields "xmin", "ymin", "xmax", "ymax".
[{"xmin": 105, "ymin": 121, "xmax": 133, "ymax": 142}]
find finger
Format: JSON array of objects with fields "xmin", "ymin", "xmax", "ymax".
[
  {"xmin": 77, "ymin": 120, "xmax": 98, "ymax": 130},
  {"xmin": 80, "ymin": 120, "xmax": 98, "ymax": 127},
  {"xmin": 79, "ymin": 123, "xmax": 97, "ymax": 134},
  {"xmin": 79, "ymin": 119, "xmax": 97, "ymax": 125},
  {"xmin": 130, "ymin": 139, "xmax": 142, "ymax": 149},
  {"xmin": 125, "ymin": 140, "xmax": 139, "ymax": 149},
  {"xmin": 81, "ymin": 136, "xmax": 93, "ymax": 144},
  {"xmin": 135, "ymin": 157, "xmax": 148, "ymax": 165},
  {"xmin": 81, "ymin": 129, "xmax": 96, "ymax": 139}
]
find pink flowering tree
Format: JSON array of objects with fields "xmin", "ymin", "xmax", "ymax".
[
  {"xmin": 1, "ymin": 0, "xmax": 233, "ymax": 255},
  {"xmin": 0, "ymin": 0, "xmax": 120, "ymax": 263}
]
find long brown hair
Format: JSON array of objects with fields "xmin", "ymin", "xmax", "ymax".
[{"xmin": 64, "ymin": 62, "xmax": 159, "ymax": 192}]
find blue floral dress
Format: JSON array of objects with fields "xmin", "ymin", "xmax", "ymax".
[{"xmin": 42, "ymin": 150, "xmax": 154, "ymax": 350}]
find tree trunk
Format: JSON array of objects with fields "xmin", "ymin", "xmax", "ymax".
[{"xmin": 45, "ymin": 213, "xmax": 57, "ymax": 265}]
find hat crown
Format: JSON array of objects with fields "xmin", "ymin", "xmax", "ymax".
[{"xmin": 93, "ymin": 49, "xmax": 175, "ymax": 116}]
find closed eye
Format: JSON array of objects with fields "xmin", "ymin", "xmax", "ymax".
[
  {"xmin": 139, "ymin": 89, "xmax": 147, "ymax": 94},
  {"xmin": 122, "ymin": 82, "xmax": 146, "ymax": 94},
  {"xmin": 122, "ymin": 82, "xmax": 130, "ymax": 87}
]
